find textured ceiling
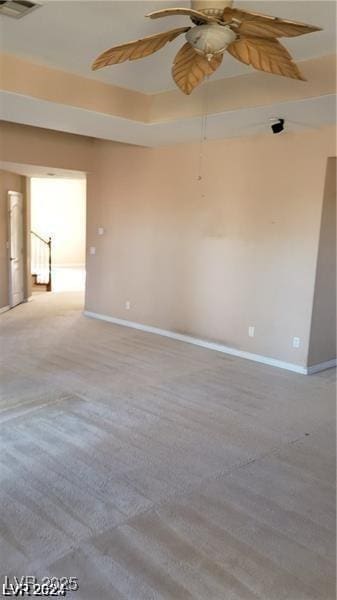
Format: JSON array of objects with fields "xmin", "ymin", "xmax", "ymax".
[{"xmin": 0, "ymin": 0, "xmax": 335, "ymax": 93}]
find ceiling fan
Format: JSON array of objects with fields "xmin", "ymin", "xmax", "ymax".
[{"xmin": 91, "ymin": 0, "xmax": 321, "ymax": 95}]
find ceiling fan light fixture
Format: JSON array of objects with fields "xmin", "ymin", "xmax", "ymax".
[{"xmin": 186, "ymin": 24, "xmax": 236, "ymax": 59}]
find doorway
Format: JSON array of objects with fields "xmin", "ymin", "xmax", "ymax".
[
  {"xmin": 8, "ymin": 190, "xmax": 24, "ymax": 307},
  {"xmin": 30, "ymin": 176, "xmax": 86, "ymax": 296}
]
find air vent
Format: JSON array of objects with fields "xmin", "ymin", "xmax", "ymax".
[{"xmin": 0, "ymin": 0, "xmax": 40, "ymax": 18}]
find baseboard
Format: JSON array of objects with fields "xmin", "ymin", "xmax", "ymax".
[
  {"xmin": 306, "ymin": 358, "xmax": 337, "ymax": 375},
  {"xmin": 84, "ymin": 310, "xmax": 311, "ymax": 375},
  {"xmin": 0, "ymin": 305, "xmax": 10, "ymax": 315},
  {"xmin": 24, "ymin": 296, "xmax": 33, "ymax": 303}
]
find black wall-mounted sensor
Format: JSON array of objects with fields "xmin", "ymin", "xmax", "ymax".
[{"xmin": 271, "ymin": 118, "xmax": 285, "ymax": 134}]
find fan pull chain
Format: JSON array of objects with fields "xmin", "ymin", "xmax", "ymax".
[{"xmin": 197, "ymin": 76, "xmax": 210, "ymax": 200}]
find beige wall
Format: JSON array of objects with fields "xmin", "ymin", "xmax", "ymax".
[
  {"xmin": 0, "ymin": 53, "xmax": 151, "ymax": 122},
  {"xmin": 151, "ymin": 54, "xmax": 336, "ymax": 122},
  {"xmin": 85, "ymin": 127, "xmax": 335, "ymax": 366},
  {"xmin": 0, "ymin": 121, "xmax": 95, "ymax": 173},
  {"xmin": 0, "ymin": 121, "xmax": 335, "ymax": 367},
  {"xmin": 308, "ymin": 157, "xmax": 337, "ymax": 366},
  {"xmin": 1, "ymin": 53, "xmax": 335, "ymax": 123},
  {"xmin": 0, "ymin": 170, "xmax": 26, "ymax": 309}
]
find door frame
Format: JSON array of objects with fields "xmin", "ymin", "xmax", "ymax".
[{"xmin": 8, "ymin": 190, "xmax": 25, "ymax": 308}]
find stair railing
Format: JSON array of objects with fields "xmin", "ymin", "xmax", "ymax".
[{"xmin": 31, "ymin": 230, "xmax": 52, "ymax": 291}]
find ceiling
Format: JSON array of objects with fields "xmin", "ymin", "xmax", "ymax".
[
  {"xmin": 2, "ymin": 90, "xmax": 335, "ymax": 147},
  {"xmin": 1, "ymin": 0, "xmax": 335, "ymax": 93}
]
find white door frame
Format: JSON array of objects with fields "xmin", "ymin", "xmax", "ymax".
[{"xmin": 8, "ymin": 190, "xmax": 25, "ymax": 308}]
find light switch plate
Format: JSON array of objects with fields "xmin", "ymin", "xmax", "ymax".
[
  {"xmin": 89, "ymin": 246, "xmax": 96, "ymax": 255},
  {"xmin": 292, "ymin": 336, "xmax": 301, "ymax": 348},
  {"xmin": 98, "ymin": 227, "xmax": 104, "ymax": 235}
]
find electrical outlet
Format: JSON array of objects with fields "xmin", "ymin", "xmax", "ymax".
[
  {"xmin": 248, "ymin": 326, "xmax": 255, "ymax": 338},
  {"xmin": 125, "ymin": 301, "xmax": 131, "ymax": 310},
  {"xmin": 89, "ymin": 246, "xmax": 96, "ymax": 255},
  {"xmin": 292, "ymin": 337, "xmax": 301, "ymax": 348},
  {"xmin": 98, "ymin": 227, "xmax": 104, "ymax": 235}
]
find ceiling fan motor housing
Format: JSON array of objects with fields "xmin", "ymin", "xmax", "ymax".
[
  {"xmin": 191, "ymin": 0, "xmax": 233, "ymax": 18},
  {"xmin": 186, "ymin": 24, "xmax": 236, "ymax": 59}
]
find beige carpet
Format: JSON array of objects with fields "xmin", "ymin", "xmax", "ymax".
[{"xmin": 0, "ymin": 292, "xmax": 335, "ymax": 599}]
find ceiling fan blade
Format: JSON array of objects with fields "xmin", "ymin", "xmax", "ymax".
[
  {"xmin": 227, "ymin": 36, "xmax": 305, "ymax": 80},
  {"xmin": 223, "ymin": 7, "xmax": 321, "ymax": 38},
  {"xmin": 235, "ymin": 19, "xmax": 321, "ymax": 39},
  {"xmin": 172, "ymin": 42, "xmax": 223, "ymax": 95},
  {"xmin": 92, "ymin": 27, "xmax": 190, "ymax": 70},
  {"xmin": 147, "ymin": 7, "xmax": 219, "ymax": 23}
]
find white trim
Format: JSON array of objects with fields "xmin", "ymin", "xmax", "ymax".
[
  {"xmin": 0, "ymin": 305, "xmax": 10, "ymax": 315},
  {"xmin": 24, "ymin": 296, "xmax": 33, "ymax": 303},
  {"xmin": 84, "ymin": 310, "xmax": 309, "ymax": 375},
  {"xmin": 8, "ymin": 190, "xmax": 25, "ymax": 308},
  {"xmin": 306, "ymin": 358, "xmax": 337, "ymax": 375}
]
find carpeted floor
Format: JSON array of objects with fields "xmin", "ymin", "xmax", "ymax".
[{"xmin": 0, "ymin": 292, "xmax": 335, "ymax": 599}]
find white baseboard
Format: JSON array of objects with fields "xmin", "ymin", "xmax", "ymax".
[
  {"xmin": 24, "ymin": 296, "xmax": 33, "ymax": 303},
  {"xmin": 0, "ymin": 305, "xmax": 10, "ymax": 315},
  {"xmin": 306, "ymin": 358, "xmax": 337, "ymax": 375},
  {"xmin": 84, "ymin": 310, "xmax": 314, "ymax": 375}
]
